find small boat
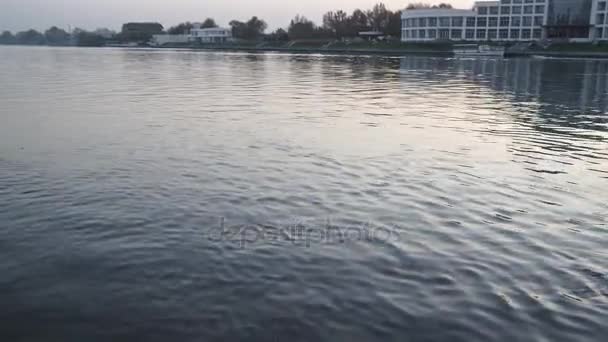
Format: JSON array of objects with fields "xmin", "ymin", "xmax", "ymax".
[{"xmin": 453, "ymin": 44, "xmax": 505, "ymax": 57}]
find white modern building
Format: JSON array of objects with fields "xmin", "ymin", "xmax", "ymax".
[
  {"xmin": 189, "ymin": 26, "xmax": 233, "ymax": 44},
  {"xmin": 592, "ymin": 0, "xmax": 608, "ymax": 39},
  {"xmin": 402, "ymin": 0, "xmax": 607, "ymax": 42},
  {"xmin": 151, "ymin": 23, "xmax": 233, "ymax": 46}
]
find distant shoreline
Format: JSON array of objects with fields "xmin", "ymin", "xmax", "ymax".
[
  {"xmin": 150, "ymin": 44, "xmax": 608, "ymax": 59},
  {"xmin": 164, "ymin": 45, "xmax": 454, "ymax": 57},
  {"xmin": 4, "ymin": 43, "xmax": 608, "ymax": 59}
]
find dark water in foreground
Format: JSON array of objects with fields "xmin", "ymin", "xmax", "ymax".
[{"xmin": 0, "ymin": 46, "xmax": 607, "ymax": 341}]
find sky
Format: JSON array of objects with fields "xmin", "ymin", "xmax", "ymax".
[{"xmin": 0, "ymin": 0, "xmax": 474, "ymax": 33}]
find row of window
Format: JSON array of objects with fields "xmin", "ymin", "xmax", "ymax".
[
  {"xmin": 402, "ymin": 16, "xmax": 544, "ymax": 28},
  {"xmin": 402, "ymin": 28, "xmax": 543, "ymax": 40},
  {"xmin": 478, "ymin": 4, "xmax": 544, "ymax": 15},
  {"xmin": 500, "ymin": 0, "xmax": 545, "ymax": 3},
  {"xmin": 192, "ymin": 30, "xmax": 230, "ymax": 36}
]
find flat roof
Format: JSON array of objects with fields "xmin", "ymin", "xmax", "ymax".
[{"xmin": 402, "ymin": 8, "xmax": 476, "ymax": 18}]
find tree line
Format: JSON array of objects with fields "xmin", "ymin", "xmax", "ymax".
[
  {"xmin": 0, "ymin": 27, "xmax": 113, "ymax": 46},
  {"xmin": 0, "ymin": 2, "xmax": 412, "ymax": 46},
  {"xmin": 163, "ymin": 3, "xmax": 404, "ymax": 41},
  {"xmin": 287, "ymin": 3, "xmax": 402, "ymax": 40},
  {"xmin": 405, "ymin": 3, "xmax": 453, "ymax": 10}
]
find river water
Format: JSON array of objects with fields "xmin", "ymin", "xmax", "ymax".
[{"xmin": 0, "ymin": 46, "xmax": 607, "ymax": 341}]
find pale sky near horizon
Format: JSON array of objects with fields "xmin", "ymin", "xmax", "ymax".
[{"xmin": 0, "ymin": 0, "xmax": 474, "ymax": 33}]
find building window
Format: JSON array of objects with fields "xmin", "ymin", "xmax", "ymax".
[
  {"xmin": 599, "ymin": 2, "xmax": 607, "ymax": 11},
  {"xmin": 501, "ymin": 0, "xmax": 511, "ymax": 4},
  {"xmin": 429, "ymin": 17, "xmax": 437, "ymax": 26},
  {"xmin": 524, "ymin": 5, "xmax": 533, "ymax": 14},
  {"xmin": 499, "ymin": 29, "xmax": 509, "ymax": 39},
  {"xmin": 500, "ymin": 17, "xmax": 510, "ymax": 26},
  {"xmin": 512, "ymin": 17, "xmax": 521, "ymax": 26},
  {"xmin": 476, "ymin": 29, "xmax": 487, "ymax": 39},
  {"xmin": 488, "ymin": 29, "xmax": 498, "ymax": 39},
  {"xmin": 452, "ymin": 17, "xmax": 464, "ymax": 26},
  {"xmin": 521, "ymin": 29, "xmax": 531, "ymax": 39},
  {"xmin": 597, "ymin": 27, "xmax": 604, "ymax": 39},
  {"xmin": 523, "ymin": 16, "xmax": 532, "ymax": 26},
  {"xmin": 534, "ymin": 16, "xmax": 543, "ymax": 26},
  {"xmin": 598, "ymin": 14, "xmax": 606, "ymax": 25},
  {"xmin": 489, "ymin": 17, "xmax": 499, "ymax": 26},
  {"xmin": 405, "ymin": 30, "xmax": 410, "ymax": 38},
  {"xmin": 510, "ymin": 29, "xmax": 520, "ymax": 39},
  {"xmin": 535, "ymin": 5, "xmax": 545, "ymax": 14},
  {"xmin": 419, "ymin": 29, "xmax": 426, "ymax": 38},
  {"xmin": 533, "ymin": 28, "xmax": 542, "ymax": 39},
  {"xmin": 412, "ymin": 30, "xmax": 418, "ymax": 38},
  {"xmin": 477, "ymin": 17, "xmax": 487, "ymax": 27},
  {"xmin": 439, "ymin": 17, "xmax": 450, "ymax": 27},
  {"xmin": 501, "ymin": 6, "xmax": 511, "ymax": 14},
  {"xmin": 411, "ymin": 19, "xmax": 418, "ymax": 27},
  {"xmin": 524, "ymin": 0, "xmax": 533, "ymax": 3},
  {"xmin": 490, "ymin": 6, "xmax": 499, "ymax": 15},
  {"xmin": 466, "ymin": 29, "xmax": 475, "ymax": 39},
  {"xmin": 478, "ymin": 7, "xmax": 488, "ymax": 15},
  {"xmin": 466, "ymin": 17, "xmax": 476, "ymax": 26},
  {"xmin": 439, "ymin": 29, "xmax": 449, "ymax": 39},
  {"xmin": 451, "ymin": 29, "xmax": 462, "ymax": 39},
  {"xmin": 512, "ymin": 6, "xmax": 522, "ymax": 14},
  {"xmin": 428, "ymin": 29, "xmax": 437, "ymax": 39},
  {"xmin": 513, "ymin": 0, "xmax": 522, "ymax": 3},
  {"xmin": 419, "ymin": 18, "xmax": 427, "ymax": 27}
]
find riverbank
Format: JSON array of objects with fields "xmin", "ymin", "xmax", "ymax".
[
  {"xmin": 4, "ymin": 41, "xmax": 608, "ymax": 59},
  {"xmin": 180, "ymin": 45, "xmax": 453, "ymax": 57},
  {"xmin": 156, "ymin": 40, "xmax": 454, "ymax": 57},
  {"xmin": 153, "ymin": 40, "xmax": 608, "ymax": 59}
]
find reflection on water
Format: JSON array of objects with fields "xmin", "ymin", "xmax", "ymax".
[
  {"xmin": 400, "ymin": 57, "xmax": 608, "ymax": 178},
  {"xmin": 0, "ymin": 47, "xmax": 607, "ymax": 342}
]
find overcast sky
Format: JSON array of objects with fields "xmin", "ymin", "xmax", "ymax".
[{"xmin": 0, "ymin": 0, "xmax": 474, "ymax": 33}]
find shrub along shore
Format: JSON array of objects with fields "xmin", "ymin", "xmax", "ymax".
[
  {"xmin": 153, "ymin": 40, "xmax": 454, "ymax": 56},
  {"xmin": 150, "ymin": 40, "xmax": 608, "ymax": 59},
  {"xmin": 0, "ymin": 33, "xmax": 608, "ymax": 59}
]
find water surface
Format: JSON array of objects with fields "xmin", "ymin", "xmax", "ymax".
[{"xmin": 0, "ymin": 46, "xmax": 607, "ymax": 341}]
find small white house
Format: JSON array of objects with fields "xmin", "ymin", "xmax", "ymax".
[
  {"xmin": 189, "ymin": 26, "xmax": 233, "ymax": 44},
  {"xmin": 150, "ymin": 23, "xmax": 233, "ymax": 46}
]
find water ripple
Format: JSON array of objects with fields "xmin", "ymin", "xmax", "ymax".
[{"xmin": 0, "ymin": 46, "xmax": 607, "ymax": 341}]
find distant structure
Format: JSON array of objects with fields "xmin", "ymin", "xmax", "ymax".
[
  {"xmin": 122, "ymin": 22, "xmax": 164, "ymax": 34},
  {"xmin": 151, "ymin": 23, "xmax": 233, "ymax": 46},
  {"xmin": 401, "ymin": 0, "xmax": 608, "ymax": 42},
  {"xmin": 189, "ymin": 25, "xmax": 232, "ymax": 44},
  {"xmin": 94, "ymin": 28, "xmax": 116, "ymax": 39},
  {"xmin": 121, "ymin": 22, "xmax": 164, "ymax": 42}
]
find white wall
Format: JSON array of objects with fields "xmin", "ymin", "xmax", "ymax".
[{"xmin": 151, "ymin": 34, "xmax": 190, "ymax": 46}]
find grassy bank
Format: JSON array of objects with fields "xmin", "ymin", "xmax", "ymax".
[
  {"xmin": 157, "ymin": 40, "xmax": 455, "ymax": 56},
  {"xmin": 97, "ymin": 39, "xmax": 608, "ymax": 59}
]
